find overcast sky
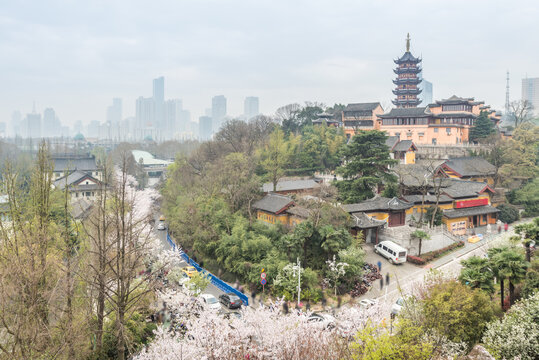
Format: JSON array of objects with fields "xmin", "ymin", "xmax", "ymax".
[{"xmin": 1, "ymin": 0, "xmax": 538, "ymax": 126}]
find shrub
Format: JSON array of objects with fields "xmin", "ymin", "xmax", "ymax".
[
  {"xmin": 407, "ymin": 242, "xmax": 464, "ymax": 265},
  {"xmin": 407, "ymin": 255, "xmax": 426, "ymax": 265},
  {"xmin": 497, "ymin": 204, "xmax": 520, "ymax": 224},
  {"xmin": 425, "ymin": 206, "xmax": 443, "ymax": 226}
]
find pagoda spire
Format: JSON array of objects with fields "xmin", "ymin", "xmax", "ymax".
[
  {"xmin": 392, "ymin": 34, "xmax": 422, "ymax": 108},
  {"xmin": 406, "ymin": 33, "xmax": 411, "ymax": 52}
]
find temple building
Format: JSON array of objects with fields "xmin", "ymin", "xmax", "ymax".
[
  {"xmin": 393, "ymin": 34, "xmax": 422, "ymax": 108},
  {"xmin": 378, "ymin": 95, "xmax": 501, "ymax": 145},
  {"xmin": 341, "ymin": 102, "xmax": 384, "ymax": 139}
]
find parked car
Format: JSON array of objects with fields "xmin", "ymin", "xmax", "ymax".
[
  {"xmin": 307, "ymin": 313, "xmax": 336, "ymax": 329},
  {"xmin": 157, "ymin": 222, "xmax": 167, "ymax": 231},
  {"xmin": 391, "ymin": 297, "xmax": 405, "ymax": 315},
  {"xmin": 182, "ymin": 266, "xmax": 197, "ymax": 278},
  {"xmin": 374, "ymin": 241, "xmax": 407, "ymax": 264},
  {"xmin": 200, "ymin": 293, "xmax": 221, "ymax": 310},
  {"xmin": 359, "ymin": 299, "xmax": 377, "ymax": 309},
  {"xmin": 178, "ymin": 272, "xmax": 190, "ymax": 287},
  {"xmin": 219, "ymin": 293, "xmax": 242, "ymax": 309}
]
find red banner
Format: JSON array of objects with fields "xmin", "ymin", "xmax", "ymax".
[{"xmin": 455, "ymin": 198, "xmax": 489, "ymax": 209}]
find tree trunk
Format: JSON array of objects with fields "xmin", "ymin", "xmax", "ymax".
[
  {"xmin": 500, "ymin": 278, "xmax": 505, "ymax": 309},
  {"xmin": 509, "ymin": 280, "xmax": 515, "ymax": 306},
  {"xmin": 418, "ymin": 238, "xmax": 423, "ymax": 257}
]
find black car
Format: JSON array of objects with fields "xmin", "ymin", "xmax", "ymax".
[{"xmin": 219, "ymin": 293, "xmax": 242, "ymax": 309}]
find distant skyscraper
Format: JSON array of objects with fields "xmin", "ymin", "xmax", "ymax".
[
  {"xmin": 179, "ymin": 109, "xmax": 191, "ymax": 132},
  {"xmin": 211, "ymin": 95, "xmax": 227, "ymax": 132},
  {"xmin": 522, "ymin": 77, "xmax": 539, "ymax": 116},
  {"xmin": 11, "ymin": 111, "xmax": 22, "ymax": 137},
  {"xmin": 153, "ymin": 76, "xmax": 165, "ymax": 128},
  {"xmin": 43, "ymin": 108, "xmax": 61, "ymax": 137},
  {"xmin": 419, "ymin": 79, "xmax": 433, "ymax": 105},
  {"xmin": 136, "ymin": 96, "xmax": 155, "ymax": 128},
  {"xmin": 199, "ymin": 116, "xmax": 213, "ymax": 140},
  {"xmin": 25, "ymin": 113, "xmax": 41, "ymax": 138},
  {"xmin": 244, "ymin": 97, "xmax": 259, "ymax": 120},
  {"xmin": 164, "ymin": 99, "xmax": 183, "ymax": 138},
  {"xmin": 106, "ymin": 98, "xmax": 122, "ymax": 125}
]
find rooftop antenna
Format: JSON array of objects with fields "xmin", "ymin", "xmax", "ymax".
[{"xmin": 504, "ymin": 71, "xmax": 510, "ymax": 115}]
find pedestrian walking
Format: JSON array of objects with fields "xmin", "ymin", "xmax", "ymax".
[
  {"xmin": 386, "ymin": 273, "xmax": 390, "ymax": 286},
  {"xmin": 283, "ymin": 301, "xmax": 289, "ymax": 314},
  {"xmin": 498, "ymin": 225, "xmax": 502, "ymax": 234},
  {"xmin": 377, "ymin": 260, "xmax": 382, "ymax": 272},
  {"xmin": 504, "ymin": 223, "xmax": 509, "ymax": 232},
  {"xmin": 379, "ymin": 277, "xmax": 384, "ymax": 290}
]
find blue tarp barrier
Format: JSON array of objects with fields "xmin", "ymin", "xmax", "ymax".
[{"xmin": 167, "ymin": 232, "xmax": 249, "ymax": 306}]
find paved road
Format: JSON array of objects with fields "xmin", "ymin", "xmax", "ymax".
[
  {"xmin": 155, "ymin": 221, "xmax": 242, "ymax": 313},
  {"xmin": 359, "ymin": 224, "xmax": 523, "ymax": 315}
]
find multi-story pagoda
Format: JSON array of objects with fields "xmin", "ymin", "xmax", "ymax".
[{"xmin": 392, "ymin": 34, "xmax": 422, "ymax": 108}]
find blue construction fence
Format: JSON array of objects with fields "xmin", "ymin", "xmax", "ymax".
[{"xmin": 166, "ymin": 232, "xmax": 249, "ymax": 306}]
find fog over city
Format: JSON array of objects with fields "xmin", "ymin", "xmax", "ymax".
[{"xmin": 1, "ymin": 0, "xmax": 538, "ymax": 131}]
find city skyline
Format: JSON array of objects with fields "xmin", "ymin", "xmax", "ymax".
[{"xmin": 1, "ymin": 1, "xmax": 538, "ymax": 126}]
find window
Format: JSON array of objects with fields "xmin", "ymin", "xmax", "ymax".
[
  {"xmin": 434, "ymin": 128, "xmax": 439, "ymax": 133},
  {"xmin": 432, "ymin": 138, "xmax": 437, "ymax": 145},
  {"xmin": 446, "ymin": 128, "xmax": 451, "ymax": 134},
  {"xmin": 418, "ymin": 132, "xmax": 425, "ymax": 136},
  {"xmin": 86, "ymin": 192, "xmax": 91, "ymax": 197},
  {"xmin": 407, "ymin": 132, "xmax": 412, "ymax": 138},
  {"xmin": 75, "ymin": 193, "xmax": 79, "ymax": 198}
]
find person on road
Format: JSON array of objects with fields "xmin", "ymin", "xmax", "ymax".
[
  {"xmin": 504, "ymin": 223, "xmax": 509, "ymax": 232},
  {"xmin": 379, "ymin": 278, "xmax": 384, "ymax": 290},
  {"xmin": 377, "ymin": 260, "xmax": 382, "ymax": 272},
  {"xmin": 385, "ymin": 273, "xmax": 390, "ymax": 286}
]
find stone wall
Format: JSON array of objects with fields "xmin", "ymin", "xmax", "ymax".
[
  {"xmin": 379, "ymin": 224, "xmax": 458, "ymax": 256},
  {"xmin": 416, "ymin": 144, "xmax": 491, "ymax": 160}
]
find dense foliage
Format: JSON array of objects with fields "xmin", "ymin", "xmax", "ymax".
[
  {"xmin": 496, "ymin": 203, "xmax": 520, "ymax": 223},
  {"xmin": 469, "ymin": 111, "xmax": 496, "ymax": 143}
]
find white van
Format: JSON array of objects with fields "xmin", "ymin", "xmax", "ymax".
[{"xmin": 374, "ymin": 241, "xmax": 407, "ymax": 264}]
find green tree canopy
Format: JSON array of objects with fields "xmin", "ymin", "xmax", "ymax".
[
  {"xmin": 459, "ymin": 256, "xmax": 495, "ymax": 293},
  {"xmin": 499, "ymin": 123, "xmax": 539, "ymax": 188},
  {"xmin": 335, "ymin": 130, "xmax": 397, "ymax": 203},
  {"xmin": 469, "ymin": 111, "xmax": 496, "ymax": 143}
]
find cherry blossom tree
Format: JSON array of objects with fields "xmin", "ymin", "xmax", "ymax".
[{"xmin": 326, "ymin": 255, "xmax": 349, "ymax": 296}]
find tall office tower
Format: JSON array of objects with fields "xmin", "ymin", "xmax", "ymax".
[
  {"xmin": 153, "ymin": 76, "xmax": 165, "ymax": 128},
  {"xmin": 11, "ymin": 111, "xmax": 22, "ymax": 137},
  {"xmin": 522, "ymin": 77, "xmax": 539, "ymax": 116},
  {"xmin": 43, "ymin": 108, "xmax": 60, "ymax": 137},
  {"xmin": 179, "ymin": 109, "xmax": 191, "ymax": 132},
  {"xmin": 25, "ymin": 113, "xmax": 42, "ymax": 138},
  {"xmin": 136, "ymin": 96, "xmax": 155, "ymax": 128},
  {"xmin": 199, "ymin": 116, "xmax": 213, "ymax": 140},
  {"xmin": 106, "ymin": 98, "xmax": 122, "ymax": 124},
  {"xmin": 164, "ymin": 99, "xmax": 183, "ymax": 138},
  {"xmin": 419, "ymin": 79, "xmax": 433, "ymax": 105},
  {"xmin": 244, "ymin": 96, "xmax": 259, "ymax": 120},
  {"xmin": 211, "ymin": 95, "xmax": 227, "ymax": 132},
  {"xmin": 0, "ymin": 122, "xmax": 6, "ymax": 137},
  {"xmin": 87, "ymin": 120, "xmax": 100, "ymax": 138}
]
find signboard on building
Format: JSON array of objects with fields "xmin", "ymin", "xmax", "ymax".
[
  {"xmin": 450, "ymin": 220, "xmax": 467, "ymax": 235},
  {"xmin": 455, "ymin": 198, "xmax": 488, "ymax": 209}
]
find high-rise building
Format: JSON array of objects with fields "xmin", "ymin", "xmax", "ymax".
[
  {"xmin": 419, "ymin": 79, "xmax": 433, "ymax": 105},
  {"xmin": 392, "ymin": 34, "xmax": 422, "ymax": 108},
  {"xmin": 522, "ymin": 77, "xmax": 539, "ymax": 116},
  {"xmin": 11, "ymin": 111, "xmax": 22, "ymax": 137},
  {"xmin": 244, "ymin": 96, "xmax": 259, "ymax": 120},
  {"xmin": 136, "ymin": 96, "xmax": 155, "ymax": 129},
  {"xmin": 164, "ymin": 99, "xmax": 183, "ymax": 138},
  {"xmin": 106, "ymin": 98, "xmax": 122, "ymax": 125},
  {"xmin": 211, "ymin": 95, "xmax": 227, "ymax": 132},
  {"xmin": 25, "ymin": 113, "xmax": 41, "ymax": 138},
  {"xmin": 43, "ymin": 108, "xmax": 61, "ymax": 137},
  {"xmin": 153, "ymin": 76, "xmax": 165, "ymax": 128},
  {"xmin": 199, "ymin": 116, "xmax": 213, "ymax": 140}
]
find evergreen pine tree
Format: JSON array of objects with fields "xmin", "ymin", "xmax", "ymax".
[
  {"xmin": 469, "ymin": 110, "xmax": 496, "ymax": 142},
  {"xmin": 335, "ymin": 130, "xmax": 397, "ymax": 203}
]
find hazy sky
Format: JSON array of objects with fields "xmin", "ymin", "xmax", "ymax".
[{"xmin": 1, "ymin": 0, "xmax": 538, "ymax": 126}]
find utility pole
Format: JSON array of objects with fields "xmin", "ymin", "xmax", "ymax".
[
  {"xmin": 292, "ymin": 257, "xmax": 302, "ymax": 307},
  {"xmin": 505, "ymin": 71, "xmax": 511, "ymax": 117}
]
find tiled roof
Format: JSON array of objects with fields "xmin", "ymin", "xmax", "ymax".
[
  {"xmin": 442, "ymin": 157, "xmax": 497, "ymax": 177},
  {"xmin": 253, "ymin": 194, "xmax": 294, "ymax": 214},
  {"xmin": 344, "ymin": 102, "xmax": 381, "ymax": 112},
  {"xmin": 287, "ymin": 206, "xmax": 311, "ymax": 219},
  {"xmin": 262, "ymin": 179, "xmax": 321, "ymax": 193},
  {"xmin": 53, "ymin": 156, "xmax": 97, "ymax": 172},
  {"xmin": 350, "ymin": 212, "xmax": 386, "ymax": 228},
  {"xmin": 395, "ymin": 51, "xmax": 421, "ymax": 63},
  {"xmin": 402, "ymin": 194, "xmax": 453, "ymax": 204},
  {"xmin": 385, "ymin": 136, "xmax": 399, "ymax": 150},
  {"xmin": 443, "ymin": 205, "xmax": 499, "ymax": 219},
  {"xmin": 392, "ymin": 139, "xmax": 415, "ymax": 152},
  {"xmin": 54, "ymin": 170, "xmax": 99, "ymax": 190},
  {"xmin": 378, "ymin": 107, "xmax": 430, "ymax": 118},
  {"xmin": 442, "ymin": 179, "xmax": 493, "ymax": 199},
  {"xmin": 70, "ymin": 198, "xmax": 94, "ymax": 220},
  {"xmin": 342, "ymin": 197, "xmax": 412, "ymax": 213}
]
